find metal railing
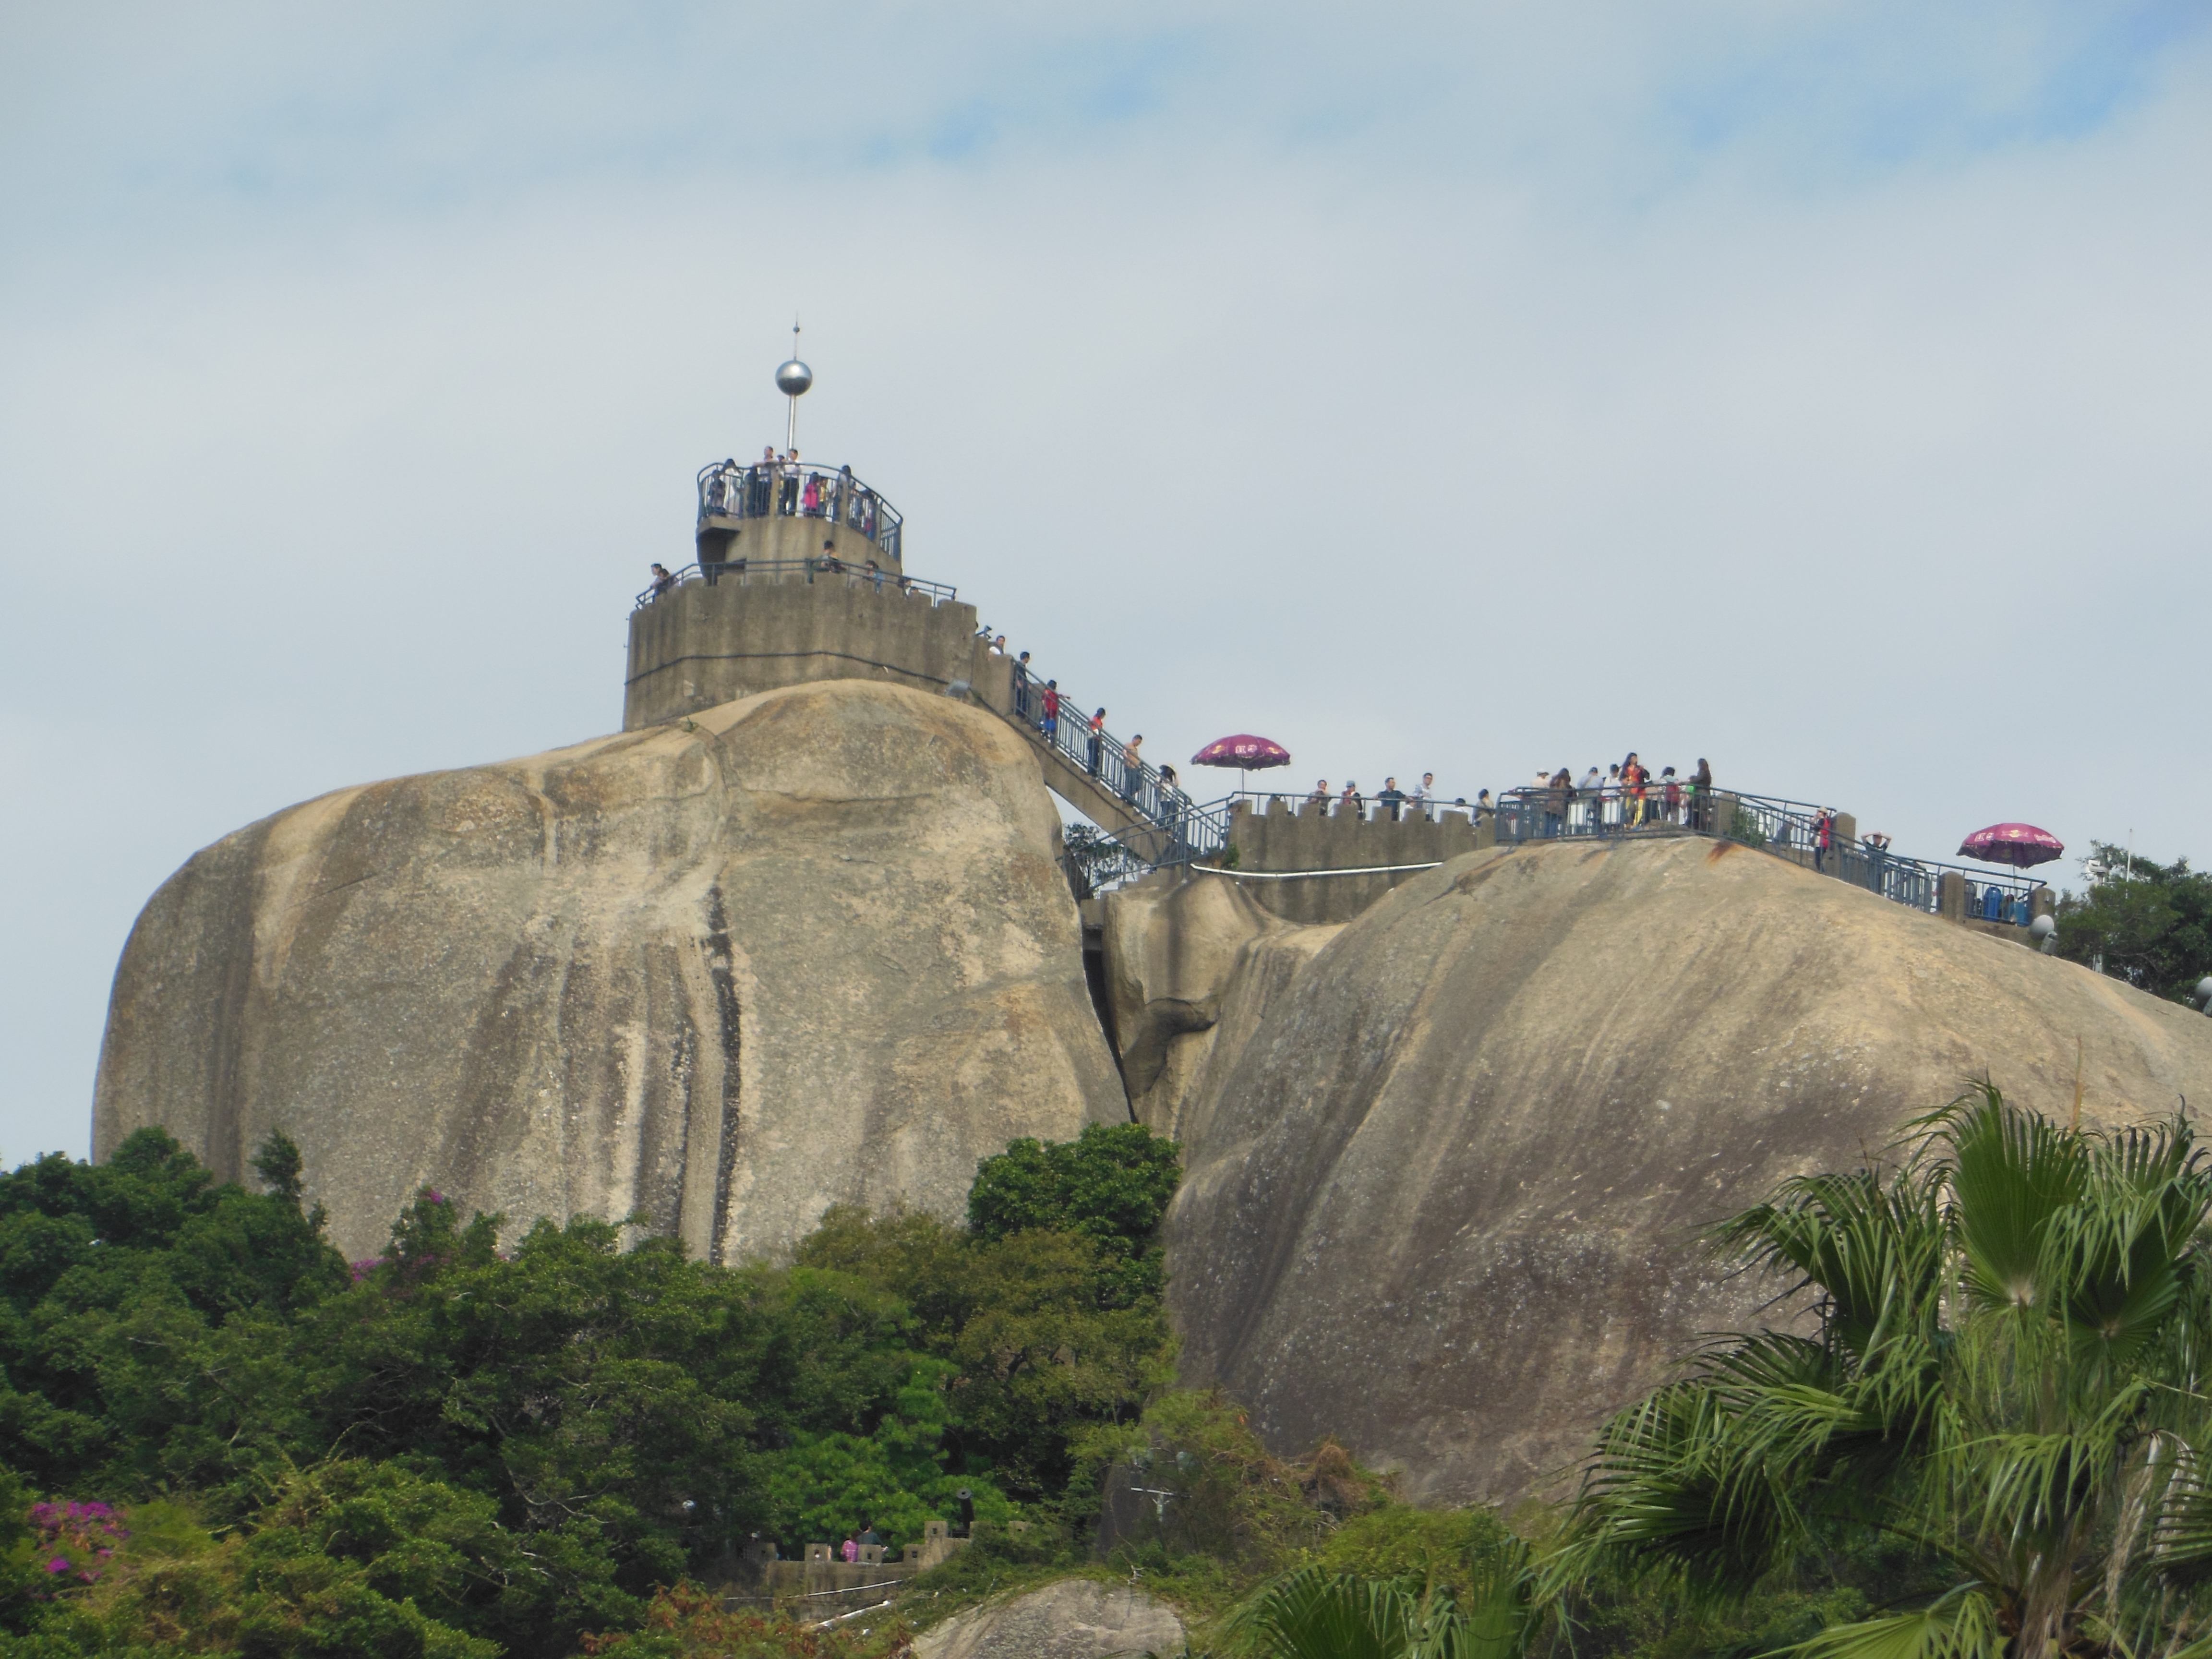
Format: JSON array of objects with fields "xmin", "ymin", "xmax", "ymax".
[
  {"xmin": 635, "ymin": 559, "xmax": 956, "ymax": 612},
  {"xmin": 696, "ymin": 459, "xmax": 903, "ymax": 563},
  {"xmin": 1491, "ymin": 785, "xmax": 2045, "ymax": 921},
  {"xmin": 1007, "ymin": 666, "xmax": 1236, "ymax": 858}
]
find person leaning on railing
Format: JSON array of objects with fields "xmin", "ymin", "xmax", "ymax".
[{"xmin": 647, "ymin": 562, "xmax": 675, "ymax": 600}]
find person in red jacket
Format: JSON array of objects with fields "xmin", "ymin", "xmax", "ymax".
[{"xmin": 1040, "ymin": 681, "xmax": 1060, "ymax": 740}]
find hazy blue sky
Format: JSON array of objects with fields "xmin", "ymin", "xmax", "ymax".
[{"xmin": 5, "ymin": 3, "xmax": 2210, "ymax": 1160}]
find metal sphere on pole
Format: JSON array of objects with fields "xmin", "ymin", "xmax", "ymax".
[{"xmin": 775, "ymin": 317, "xmax": 812, "ymax": 454}]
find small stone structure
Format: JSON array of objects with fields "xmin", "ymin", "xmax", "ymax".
[{"xmin": 716, "ymin": 1521, "xmax": 972, "ymax": 1615}]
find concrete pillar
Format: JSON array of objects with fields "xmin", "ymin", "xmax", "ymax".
[
  {"xmin": 2030, "ymin": 885, "xmax": 2056, "ymax": 922},
  {"xmin": 1707, "ymin": 791, "xmax": 1739, "ymax": 842},
  {"xmin": 1939, "ymin": 871, "xmax": 1968, "ymax": 921}
]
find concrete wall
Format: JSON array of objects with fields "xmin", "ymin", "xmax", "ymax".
[
  {"xmin": 1222, "ymin": 796, "xmax": 1486, "ymax": 925},
  {"xmin": 624, "ymin": 575, "xmax": 984, "ymax": 731},
  {"xmin": 695, "ymin": 514, "xmax": 899, "ymax": 571}
]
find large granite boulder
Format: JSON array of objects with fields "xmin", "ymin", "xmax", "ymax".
[
  {"xmin": 93, "ymin": 681, "xmax": 1128, "ymax": 1262},
  {"xmin": 913, "ymin": 1578, "xmax": 1185, "ymax": 1659},
  {"xmin": 1142, "ymin": 838, "xmax": 2212, "ymax": 1504}
]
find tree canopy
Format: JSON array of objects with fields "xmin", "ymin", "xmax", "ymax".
[
  {"xmin": 0, "ymin": 1123, "xmax": 1183, "ymax": 1658},
  {"xmin": 2053, "ymin": 842, "xmax": 2212, "ymax": 1003}
]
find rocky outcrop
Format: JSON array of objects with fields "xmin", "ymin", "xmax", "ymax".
[
  {"xmin": 1146, "ymin": 838, "xmax": 2212, "ymax": 1505},
  {"xmin": 93, "ymin": 681, "xmax": 1128, "ymax": 1263},
  {"xmin": 913, "ymin": 1579, "xmax": 1186, "ymax": 1659},
  {"xmin": 1097, "ymin": 871, "xmax": 1336, "ymax": 1138}
]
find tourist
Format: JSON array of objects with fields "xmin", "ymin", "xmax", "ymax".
[
  {"xmin": 780, "ymin": 449, "xmax": 800, "ymax": 513},
  {"xmin": 1158, "ymin": 765, "xmax": 1186, "ymax": 852},
  {"xmin": 866, "ymin": 559, "xmax": 883, "ymax": 591},
  {"xmin": 858, "ymin": 1522, "xmax": 883, "ymax": 1551},
  {"xmin": 1602, "ymin": 764, "xmax": 1623, "ymax": 830},
  {"xmin": 841, "ymin": 1535, "xmax": 858, "ymax": 1564},
  {"xmin": 1041, "ymin": 681, "xmax": 1060, "ymax": 740},
  {"xmin": 753, "ymin": 445, "xmax": 775, "ymax": 515},
  {"xmin": 1122, "ymin": 734, "xmax": 1143, "ymax": 801},
  {"xmin": 1574, "ymin": 767, "xmax": 1600, "ymax": 831},
  {"xmin": 1012, "ymin": 654, "xmax": 1033, "ymax": 719},
  {"xmin": 1411, "ymin": 771, "xmax": 1435, "ymax": 819},
  {"xmin": 647, "ymin": 562, "xmax": 675, "ymax": 599},
  {"xmin": 1306, "ymin": 779, "xmax": 1330, "ymax": 807},
  {"xmin": 1814, "ymin": 808, "xmax": 1835, "ymax": 874},
  {"xmin": 818, "ymin": 540, "xmax": 843, "ymax": 576},
  {"xmin": 1087, "ymin": 709, "xmax": 1106, "ymax": 775},
  {"xmin": 1341, "ymin": 781, "xmax": 1363, "ymax": 817},
  {"xmin": 1623, "ymin": 753, "xmax": 1649, "ymax": 829},
  {"xmin": 1379, "ymin": 777, "xmax": 1406, "ymax": 821},
  {"xmin": 802, "ymin": 473, "xmax": 822, "ymax": 516},
  {"xmin": 1692, "ymin": 757, "xmax": 1714, "ymax": 831},
  {"xmin": 1546, "ymin": 767, "xmax": 1571, "ymax": 837},
  {"xmin": 990, "ymin": 634, "xmax": 1007, "ymax": 656},
  {"xmin": 1661, "ymin": 766, "xmax": 1681, "ymax": 824}
]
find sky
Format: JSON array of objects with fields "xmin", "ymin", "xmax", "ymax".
[{"xmin": 4, "ymin": 2, "xmax": 2210, "ymax": 1161}]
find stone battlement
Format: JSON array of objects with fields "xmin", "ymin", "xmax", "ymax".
[{"xmin": 625, "ymin": 568, "xmax": 988, "ymax": 731}]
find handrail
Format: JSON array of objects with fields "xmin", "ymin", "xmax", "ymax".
[
  {"xmin": 696, "ymin": 459, "xmax": 903, "ymax": 563},
  {"xmin": 635, "ymin": 560, "xmax": 957, "ymax": 612},
  {"xmin": 1491, "ymin": 784, "xmax": 2046, "ymax": 923},
  {"xmin": 1006, "ymin": 665, "xmax": 1239, "ymax": 860}
]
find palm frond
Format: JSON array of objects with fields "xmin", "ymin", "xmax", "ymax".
[
  {"xmin": 1220, "ymin": 1566, "xmax": 1479, "ymax": 1659},
  {"xmin": 1930, "ymin": 1083, "xmax": 2089, "ymax": 1315},
  {"xmin": 1764, "ymin": 1584, "xmax": 2006, "ymax": 1659}
]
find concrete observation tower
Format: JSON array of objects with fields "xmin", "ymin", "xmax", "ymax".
[{"xmin": 624, "ymin": 337, "xmax": 991, "ymax": 733}]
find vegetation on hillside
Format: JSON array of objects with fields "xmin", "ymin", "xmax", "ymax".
[
  {"xmin": 17, "ymin": 1085, "xmax": 2212, "ymax": 1657},
  {"xmin": 2053, "ymin": 842, "xmax": 2212, "ymax": 1003},
  {"xmin": 0, "ymin": 1123, "xmax": 1180, "ymax": 1657}
]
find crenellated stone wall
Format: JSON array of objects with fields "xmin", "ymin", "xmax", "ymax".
[
  {"xmin": 1221, "ymin": 795, "xmax": 1488, "ymax": 925},
  {"xmin": 625, "ymin": 573, "xmax": 987, "ymax": 732}
]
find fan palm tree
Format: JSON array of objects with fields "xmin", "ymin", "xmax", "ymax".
[
  {"xmin": 1548, "ymin": 1082, "xmax": 2212, "ymax": 1659},
  {"xmin": 1217, "ymin": 1558, "xmax": 1532, "ymax": 1659}
]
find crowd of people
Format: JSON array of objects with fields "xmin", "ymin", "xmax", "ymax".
[
  {"xmin": 698, "ymin": 448, "xmax": 889, "ymax": 538},
  {"xmin": 1516, "ymin": 755, "xmax": 1719, "ymax": 836}
]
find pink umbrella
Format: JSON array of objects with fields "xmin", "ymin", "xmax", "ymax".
[
  {"xmin": 1190, "ymin": 733, "xmax": 1291, "ymax": 792},
  {"xmin": 1957, "ymin": 823, "xmax": 2065, "ymax": 869}
]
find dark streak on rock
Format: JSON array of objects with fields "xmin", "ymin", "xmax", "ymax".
[{"xmin": 704, "ymin": 885, "xmax": 743, "ymax": 1265}]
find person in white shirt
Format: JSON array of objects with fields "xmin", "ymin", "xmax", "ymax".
[{"xmin": 1409, "ymin": 772, "xmax": 1434, "ymax": 820}]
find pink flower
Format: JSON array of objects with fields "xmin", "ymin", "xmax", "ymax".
[{"xmin": 45, "ymin": 1557, "xmax": 69, "ymax": 1574}]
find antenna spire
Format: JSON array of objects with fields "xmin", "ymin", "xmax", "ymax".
[{"xmin": 774, "ymin": 317, "xmax": 814, "ymax": 454}]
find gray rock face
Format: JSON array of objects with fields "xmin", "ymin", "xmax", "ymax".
[
  {"xmin": 913, "ymin": 1579, "xmax": 1185, "ymax": 1659},
  {"xmin": 1151, "ymin": 838, "xmax": 2212, "ymax": 1504},
  {"xmin": 93, "ymin": 681, "xmax": 1128, "ymax": 1262}
]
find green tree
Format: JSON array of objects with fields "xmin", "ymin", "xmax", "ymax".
[
  {"xmin": 967, "ymin": 1122, "xmax": 1182, "ymax": 1307},
  {"xmin": 1550, "ymin": 1083, "xmax": 2212, "ymax": 1659},
  {"xmin": 2054, "ymin": 842, "xmax": 2212, "ymax": 1003}
]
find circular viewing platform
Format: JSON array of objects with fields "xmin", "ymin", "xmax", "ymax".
[{"xmin": 696, "ymin": 459, "xmax": 904, "ymax": 566}]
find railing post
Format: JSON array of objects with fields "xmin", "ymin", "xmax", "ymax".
[{"xmin": 1939, "ymin": 871, "xmax": 1968, "ymax": 921}]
